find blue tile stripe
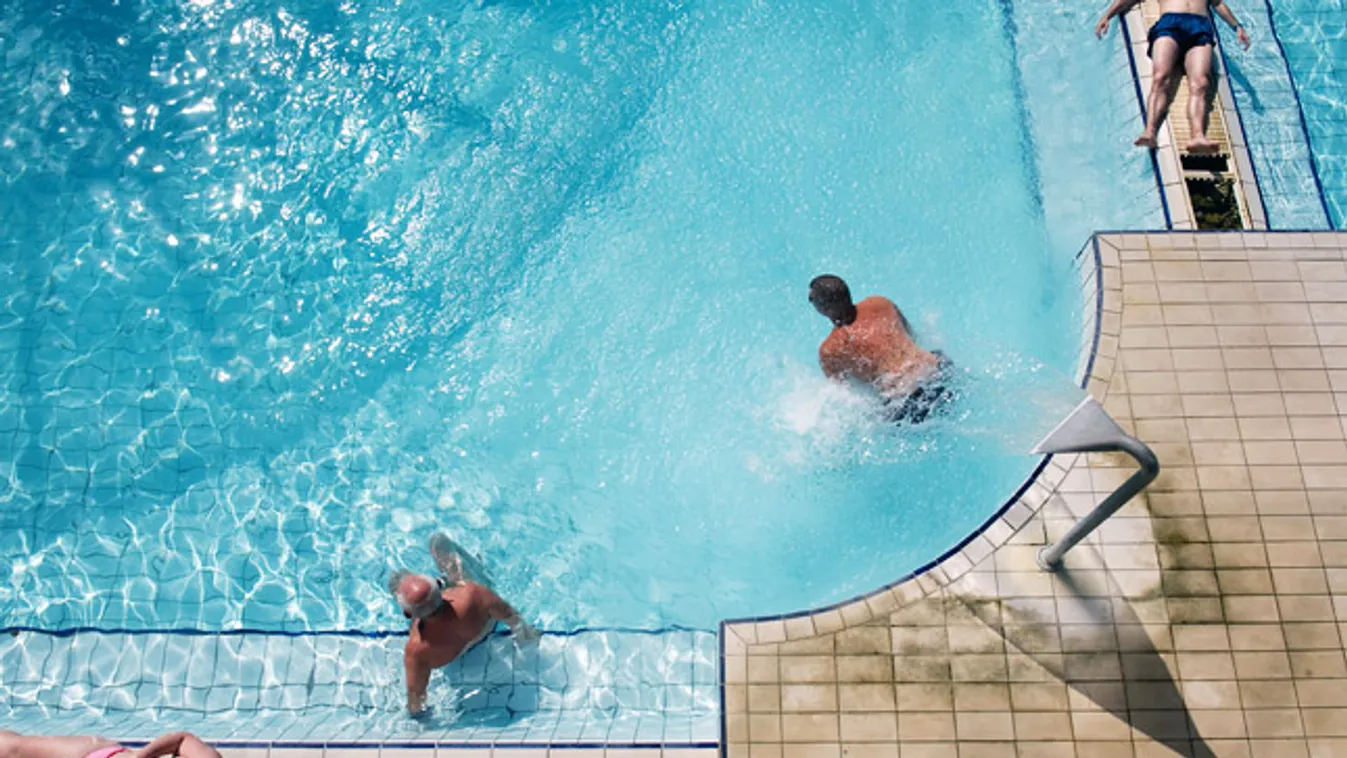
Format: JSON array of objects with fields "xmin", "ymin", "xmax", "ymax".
[
  {"xmin": 995, "ymin": 0, "xmax": 1046, "ymax": 217},
  {"xmin": 1259, "ymin": 0, "xmax": 1334, "ymax": 228},
  {"xmin": 1209, "ymin": 10, "xmax": 1272, "ymax": 227}
]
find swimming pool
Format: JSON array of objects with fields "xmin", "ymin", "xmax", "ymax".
[
  {"xmin": 1218, "ymin": 0, "xmax": 1345, "ymax": 229},
  {"xmin": 1, "ymin": 0, "xmax": 1158, "ymax": 741}
]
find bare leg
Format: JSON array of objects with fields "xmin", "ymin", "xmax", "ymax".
[
  {"xmin": 1138, "ymin": 36, "xmax": 1182, "ymax": 148},
  {"xmin": 430, "ymin": 532, "xmax": 494, "ymax": 588},
  {"xmin": 1184, "ymin": 44, "xmax": 1219, "ymax": 153}
]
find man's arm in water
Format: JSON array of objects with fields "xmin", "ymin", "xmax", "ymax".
[
  {"xmin": 1095, "ymin": 0, "xmax": 1141, "ymax": 37},
  {"xmin": 1210, "ymin": 0, "xmax": 1251, "ymax": 48},
  {"xmin": 405, "ymin": 648, "xmax": 431, "ymax": 716},
  {"xmin": 483, "ymin": 587, "xmax": 540, "ymax": 642},
  {"xmin": 881, "ymin": 298, "xmax": 914, "ymax": 337},
  {"xmin": 819, "ymin": 339, "xmax": 848, "ymax": 380}
]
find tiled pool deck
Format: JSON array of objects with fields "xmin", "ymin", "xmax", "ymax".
[{"xmin": 724, "ymin": 230, "xmax": 1347, "ymax": 758}]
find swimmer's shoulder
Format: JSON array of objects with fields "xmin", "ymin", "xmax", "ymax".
[{"xmin": 856, "ymin": 296, "xmax": 899, "ymax": 316}]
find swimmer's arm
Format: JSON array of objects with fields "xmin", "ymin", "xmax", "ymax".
[
  {"xmin": 405, "ymin": 651, "xmax": 431, "ymax": 716},
  {"xmin": 819, "ymin": 351, "xmax": 848, "ymax": 381},
  {"xmin": 135, "ymin": 733, "xmax": 221, "ymax": 758},
  {"xmin": 893, "ymin": 304, "xmax": 914, "ymax": 337},
  {"xmin": 485, "ymin": 590, "xmax": 540, "ymax": 642},
  {"xmin": 1095, "ymin": 0, "xmax": 1140, "ymax": 36},
  {"xmin": 1210, "ymin": 0, "xmax": 1250, "ymax": 46}
]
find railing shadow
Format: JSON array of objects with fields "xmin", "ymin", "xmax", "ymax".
[{"xmin": 958, "ymin": 559, "xmax": 1214, "ymax": 757}]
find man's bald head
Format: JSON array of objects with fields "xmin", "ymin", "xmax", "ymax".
[{"xmin": 394, "ymin": 573, "xmax": 444, "ymax": 619}]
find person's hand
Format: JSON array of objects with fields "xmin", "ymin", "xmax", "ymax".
[
  {"xmin": 1095, "ymin": 16, "xmax": 1110, "ymax": 39},
  {"xmin": 1237, "ymin": 26, "xmax": 1251, "ymax": 50},
  {"xmin": 512, "ymin": 623, "xmax": 542, "ymax": 645}
]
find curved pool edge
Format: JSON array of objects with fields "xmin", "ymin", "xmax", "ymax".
[{"xmin": 717, "ymin": 232, "xmax": 1122, "ymax": 720}]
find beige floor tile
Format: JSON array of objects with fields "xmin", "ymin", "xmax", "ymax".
[
  {"xmin": 951, "ymin": 683, "xmax": 1010, "ymax": 711},
  {"xmin": 953, "ymin": 712, "xmax": 1014, "ymax": 742},
  {"xmin": 1177, "ymin": 651, "xmax": 1239, "ymax": 679},
  {"xmin": 750, "ymin": 714, "xmax": 784, "ymax": 742},
  {"xmin": 1180, "ymin": 679, "xmax": 1242, "ymax": 709},
  {"xmin": 780, "ymin": 657, "xmax": 837, "ymax": 684},
  {"xmin": 780, "ymin": 684, "xmax": 837, "ymax": 712},
  {"xmin": 894, "ymin": 683, "xmax": 953, "ymax": 711},
  {"xmin": 1012, "ymin": 712, "xmax": 1073, "ymax": 741},
  {"xmin": 1192, "ymin": 740, "xmax": 1253, "ymax": 758},
  {"xmin": 895, "ymin": 744, "xmax": 957, "ymax": 758},
  {"xmin": 891, "ymin": 628, "xmax": 949, "ymax": 655},
  {"xmin": 837, "ymin": 655, "xmax": 895, "ymax": 683},
  {"xmin": 1303, "ymin": 708, "xmax": 1347, "ymax": 737},
  {"xmin": 837, "ymin": 745, "xmax": 895, "ymax": 758},
  {"xmin": 839, "ymin": 713, "xmax": 897, "ymax": 743},
  {"xmin": 780, "ymin": 745, "xmax": 840, "ymax": 758},
  {"xmin": 1008, "ymin": 682, "xmax": 1069, "ymax": 712},
  {"xmin": 838, "ymin": 627, "xmax": 894, "ymax": 654},
  {"xmin": 1244, "ymin": 707, "xmax": 1307, "ymax": 739},
  {"xmin": 953, "ymin": 744, "xmax": 1016, "ymax": 758},
  {"xmin": 1012, "ymin": 743, "xmax": 1076, "ymax": 758},
  {"xmin": 749, "ymin": 657, "xmax": 781, "ymax": 683},
  {"xmin": 838, "ymin": 684, "xmax": 896, "ymax": 712},
  {"xmin": 1069, "ymin": 711, "xmax": 1132, "ymax": 741},
  {"xmin": 780, "ymin": 714, "xmax": 840, "ymax": 742},
  {"xmin": 949, "ymin": 655, "xmax": 1009, "ymax": 683},
  {"xmin": 751, "ymin": 684, "xmax": 784, "ymax": 712},
  {"xmin": 1307, "ymin": 739, "xmax": 1347, "ymax": 758},
  {"xmin": 898, "ymin": 713, "xmax": 956, "ymax": 742},
  {"xmin": 1288, "ymin": 651, "xmax": 1347, "ymax": 679}
]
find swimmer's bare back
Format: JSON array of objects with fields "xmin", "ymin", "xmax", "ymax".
[{"xmin": 818, "ymin": 297, "xmax": 939, "ymax": 395}]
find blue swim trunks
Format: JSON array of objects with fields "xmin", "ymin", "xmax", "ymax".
[{"xmin": 1148, "ymin": 12, "xmax": 1216, "ymax": 57}]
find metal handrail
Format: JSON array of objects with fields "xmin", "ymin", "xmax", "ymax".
[{"xmin": 1031, "ymin": 397, "xmax": 1161, "ymax": 572}]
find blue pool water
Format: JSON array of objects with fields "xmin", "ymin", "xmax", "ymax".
[
  {"xmin": 1219, "ymin": 0, "xmax": 1344, "ymax": 228},
  {"xmin": 1, "ymin": 0, "xmax": 1159, "ymax": 739}
]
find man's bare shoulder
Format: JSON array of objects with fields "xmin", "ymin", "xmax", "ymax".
[
  {"xmin": 818, "ymin": 329, "xmax": 844, "ymax": 356},
  {"xmin": 857, "ymin": 295, "xmax": 897, "ymax": 312}
]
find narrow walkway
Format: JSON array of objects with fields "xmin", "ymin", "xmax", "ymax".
[
  {"xmin": 1123, "ymin": 3, "xmax": 1267, "ymax": 231},
  {"xmin": 725, "ymin": 231, "xmax": 1347, "ymax": 758}
]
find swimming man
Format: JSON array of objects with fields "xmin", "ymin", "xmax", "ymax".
[
  {"xmin": 809, "ymin": 275, "xmax": 953, "ymax": 424},
  {"xmin": 390, "ymin": 532, "xmax": 538, "ymax": 716},
  {"xmin": 1095, "ymin": 0, "xmax": 1250, "ymax": 152}
]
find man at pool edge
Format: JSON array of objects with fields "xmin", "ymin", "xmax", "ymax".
[
  {"xmin": 1094, "ymin": 0, "xmax": 1250, "ymax": 153},
  {"xmin": 391, "ymin": 532, "xmax": 539, "ymax": 716},
  {"xmin": 809, "ymin": 275, "xmax": 954, "ymax": 424}
]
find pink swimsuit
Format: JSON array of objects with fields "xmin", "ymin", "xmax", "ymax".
[{"xmin": 85, "ymin": 747, "xmax": 128, "ymax": 758}]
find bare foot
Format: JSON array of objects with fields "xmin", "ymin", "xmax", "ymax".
[
  {"xmin": 1134, "ymin": 133, "xmax": 1157, "ymax": 148},
  {"xmin": 1187, "ymin": 137, "xmax": 1220, "ymax": 154}
]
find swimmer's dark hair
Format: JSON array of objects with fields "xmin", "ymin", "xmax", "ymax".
[{"xmin": 809, "ymin": 274, "xmax": 857, "ymax": 327}]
